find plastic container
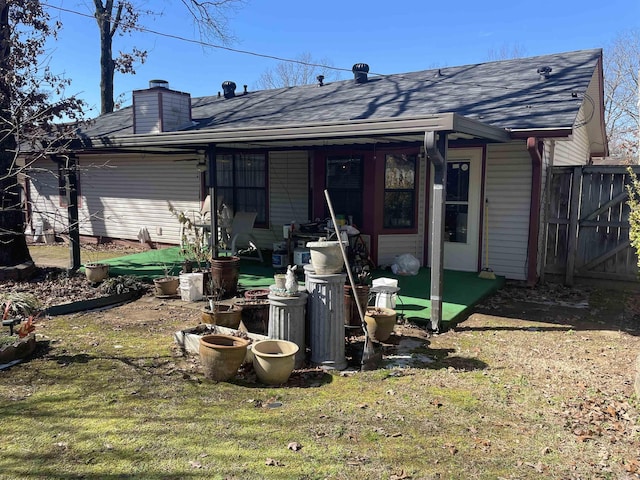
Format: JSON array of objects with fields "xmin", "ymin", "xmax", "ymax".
[
  {"xmin": 272, "ymin": 252, "xmax": 287, "ymax": 269},
  {"xmin": 179, "ymin": 272, "xmax": 204, "ymax": 302},
  {"xmin": 293, "ymin": 248, "xmax": 311, "ymax": 268}
]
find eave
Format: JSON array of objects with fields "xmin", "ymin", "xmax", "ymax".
[{"xmin": 76, "ymin": 113, "xmax": 512, "ymax": 152}]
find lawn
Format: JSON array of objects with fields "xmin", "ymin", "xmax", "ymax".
[{"xmin": 1, "ymin": 279, "xmax": 639, "ymax": 479}]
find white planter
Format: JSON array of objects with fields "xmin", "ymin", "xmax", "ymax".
[{"xmin": 306, "ymin": 240, "xmax": 345, "ymax": 275}]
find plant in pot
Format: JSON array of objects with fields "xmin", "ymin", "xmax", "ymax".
[
  {"xmin": 0, "ymin": 295, "xmax": 40, "ymax": 364},
  {"xmin": 153, "ymin": 264, "xmax": 179, "ymax": 297},
  {"xmin": 82, "ymin": 247, "xmax": 110, "ymax": 283},
  {"xmin": 344, "ymin": 267, "xmax": 371, "ymax": 329},
  {"xmin": 201, "ymin": 285, "xmax": 243, "ymax": 330}
]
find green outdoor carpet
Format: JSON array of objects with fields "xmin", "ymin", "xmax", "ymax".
[{"xmin": 92, "ymin": 246, "xmax": 504, "ymax": 325}]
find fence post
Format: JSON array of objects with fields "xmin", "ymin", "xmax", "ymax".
[{"xmin": 565, "ymin": 166, "xmax": 582, "ymax": 285}]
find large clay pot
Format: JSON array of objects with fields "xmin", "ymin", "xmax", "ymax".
[
  {"xmin": 364, "ymin": 307, "xmax": 396, "ymax": 342},
  {"xmin": 199, "ymin": 334, "xmax": 250, "ymax": 381},
  {"xmin": 153, "ymin": 276, "xmax": 179, "ymax": 296},
  {"xmin": 210, "ymin": 256, "xmax": 240, "ymax": 298},
  {"xmin": 306, "ymin": 241, "xmax": 344, "ymax": 275},
  {"xmin": 251, "ymin": 339, "xmax": 299, "ymax": 385},
  {"xmin": 201, "ymin": 304, "xmax": 243, "ymax": 329},
  {"xmin": 344, "ymin": 284, "xmax": 370, "ymax": 328},
  {"xmin": 85, "ymin": 263, "xmax": 109, "ymax": 283}
]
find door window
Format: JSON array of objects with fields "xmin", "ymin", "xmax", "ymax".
[{"xmin": 445, "ymin": 161, "xmax": 470, "ymax": 243}]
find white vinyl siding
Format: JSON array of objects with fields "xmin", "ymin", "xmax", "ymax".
[
  {"xmin": 484, "ymin": 142, "xmax": 532, "ymax": 280},
  {"xmin": 76, "ymin": 154, "xmax": 201, "ymax": 244},
  {"xmin": 262, "ymin": 151, "xmax": 309, "ymax": 247},
  {"xmin": 553, "ymin": 103, "xmax": 590, "ymax": 166},
  {"xmin": 133, "ymin": 89, "xmax": 191, "ymax": 134},
  {"xmin": 28, "ymin": 161, "xmax": 69, "ymax": 234}
]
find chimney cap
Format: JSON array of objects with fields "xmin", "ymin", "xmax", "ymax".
[{"xmin": 149, "ymin": 79, "xmax": 169, "ymax": 89}]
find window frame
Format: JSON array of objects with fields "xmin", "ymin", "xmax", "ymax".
[
  {"xmin": 325, "ymin": 155, "xmax": 364, "ymax": 227},
  {"xmin": 383, "ymin": 153, "xmax": 417, "ymax": 230},
  {"xmin": 216, "ymin": 152, "xmax": 268, "ymax": 227}
]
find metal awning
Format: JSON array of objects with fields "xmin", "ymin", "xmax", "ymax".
[{"xmin": 78, "ymin": 112, "xmax": 512, "ymax": 152}]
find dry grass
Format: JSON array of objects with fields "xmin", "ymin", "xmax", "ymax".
[{"xmin": 0, "ymin": 281, "xmax": 639, "ymax": 479}]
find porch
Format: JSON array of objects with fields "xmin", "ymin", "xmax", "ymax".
[{"xmin": 95, "ymin": 246, "xmax": 504, "ymax": 327}]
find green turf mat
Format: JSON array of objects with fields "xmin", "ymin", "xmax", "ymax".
[{"xmin": 89, "ymin": 246, "xmax": 504, "ymax": 324}]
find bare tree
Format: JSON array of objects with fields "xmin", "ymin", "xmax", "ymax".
[
  {"xmin": 255, "ymin": 52, "xmax": 341, "ymax": 89},
  {"xmin": 0, "ymin": 0, "xmax": 85, "ymax": 268},
  {"xmin": 485, "ymin": 43, "xmax": 528, "ymax": 61},
  {"xmin": 604, "ymin": 29, "xmax": 639, "ymax": 163},
  {"xmin": 92, "ymin": 0, "xmax": 245, "ymax": 114}
]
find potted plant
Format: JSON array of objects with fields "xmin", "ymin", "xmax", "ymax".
[
  {"xmin": 364, "ymin": 307, "xmax": 397, "ymax": 342},
  {"xmin": 0, "ymin": 297, "xmax": 39, "ymax": 365},
  {"xmin": 344, "ymin": 268, "xmax": 371, "ymax": 329},
  {"xmin": 153, "ymin": 264, "xmax": 179, "ymax": 297},
  {"xmin": 82, "ymin": 243, "xmax": 111, "ymax": 283},
  {"xmin": 201, "ymin": 286, "xmax": 243, "ymax": 329}
]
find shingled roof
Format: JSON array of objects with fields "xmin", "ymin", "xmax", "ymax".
[{"xmin": 77, "ymin": 48, "xmax": 603, "ymax": 142}]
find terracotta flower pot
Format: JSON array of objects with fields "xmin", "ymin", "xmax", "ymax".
[
  {"xmin": 201, "ymin": 304, "xmax": 243, "ymax": 329},
  {"xmin": 199, "ymin": 334, "xmax": 250, "ymax": 381},
  {"xmin": 364, "ymin": 307, "xmax": 396, "ymax": 342},
  {"xmin": 344, "ymin": 284, "xmax": 370, "ymax": 328},
  {"xmin": 251, "ymin": 339, "xmax": 299, "ymax": 385},
  {"xmin": 210, "ymin": 256, "xmax": 240, "ymax": 299},
  {"xmin": 153, "ymin": 276, "xmax": 179, "ymax": 296},
  {"xmin": 85, "ymin": 263, "xmax": 109, "ymax": 283}
]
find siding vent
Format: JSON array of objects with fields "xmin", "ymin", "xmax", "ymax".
[
  {"xmin": 352, "ymin": 63, "xmax": 369, "ymax": 83},
  {"xmin": 133, "ymin": 81, "xmax": 192, "ymax": 134},
  {"xmin": 537, "ymin": 66, "xmax": 552, "ymax": 80},
  {"xmin": 222, "ymin": 81, "xmax": 237, "ymax": 99}
]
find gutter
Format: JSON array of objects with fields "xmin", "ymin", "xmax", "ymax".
[{"xmin": 526, "ymin": 137, "xmax": 543, "ymax": 286}]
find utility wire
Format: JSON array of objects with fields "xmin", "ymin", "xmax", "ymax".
[{"xmin": 42, "ymin": 2, "xmax": 357, "ymax": 75}]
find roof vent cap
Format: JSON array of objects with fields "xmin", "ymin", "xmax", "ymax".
[
  {"xmin": 537, "ymin": 66, "xmax": 552, "ymax": 80},
  {"xmin": 317, "ymin": 75, "xmax": 325, "ymax": 87},
  {"xmin": 352, "ymin": 63, "xmax": 370, "ymax": 83},
  {"xmin": 222, "ymin": 81, "xmax": 236, "ymax": 99},
  {"xmin": 149, "ymin": 79, "xmax": 169, "ymax": 89}
]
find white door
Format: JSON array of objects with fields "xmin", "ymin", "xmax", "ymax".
[{"xmin": 431, "ymin": 148, "xmax": 482, "ymax": 272}]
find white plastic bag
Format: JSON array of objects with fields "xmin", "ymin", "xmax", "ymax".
[{"xmin": 391, "ymin": 253, "xmax": 420, "ymax": 276}]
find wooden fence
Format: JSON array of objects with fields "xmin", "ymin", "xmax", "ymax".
[{"xmin": 545, "ymin": 165, "xmax": 640, "ymax": 284}]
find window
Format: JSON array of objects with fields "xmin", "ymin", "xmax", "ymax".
[
  {"xmin": 326, "ymin": 156, "xmax": 363, "ymax": 227},
  {"xmin": 216, "ymin": 153, "xmax": 267, "ymax": 224},
  {"xmin": 384, "ymin": 154, "xmax": 416, "ymax": 229},
  {"xmin": 445, "ymin": 161, "xmax": 470, "ymax": 243}
]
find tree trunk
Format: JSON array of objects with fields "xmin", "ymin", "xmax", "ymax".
[
  {"xmin": 96, "ymin": 1, "xmax": 115, "ymax": 114},
  {"xmin": 0, "ymin": 0, "xmax": 32, "ymax": 267}
]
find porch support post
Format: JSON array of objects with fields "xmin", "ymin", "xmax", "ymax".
[
  {"xmin": 56, "ymin": 154, "xmax": 81, "ymax": 272},
  {"xmin": 425, "ymin": 131, "xmax": 447, "ymax": 332},
  {"xmin": 206, "ymin": 144, "xmax": 218, "ymax": 258},
  {"xmin": 526, "ymin": 138, "xmax": 543, "ymax": 286}
]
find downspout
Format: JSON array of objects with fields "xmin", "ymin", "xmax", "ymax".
[
  {"xmin": 206, "ymin": 144, "xmax": 219, "ymax": 258},
  {"xmin": 425, "ymin": 131, "xmax": 447, "ymax": 332},
  {"xmin": 526, "ymin": 137, "xmax": 543, "ymax": 286}
]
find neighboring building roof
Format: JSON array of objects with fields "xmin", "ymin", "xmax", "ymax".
[{"xmin": 77, "ymin": 48, "xmax": 603, "ymax": 143}]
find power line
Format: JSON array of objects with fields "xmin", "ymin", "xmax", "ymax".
[{"xmin": 41, "ymin": 2, "xmax": 356, "ymax": 75}]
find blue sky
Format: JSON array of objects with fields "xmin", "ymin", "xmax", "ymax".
[{"xmin": 43, "ymin": 0, "xmax": 639, "ymax": 118}]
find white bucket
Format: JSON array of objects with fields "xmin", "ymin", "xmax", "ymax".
[{"xmin": 179, "ymin": 272, "xmax": 204, "ymax": 302}]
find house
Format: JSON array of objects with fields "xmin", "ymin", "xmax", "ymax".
[{"xmin": 25, "ymin": 49, "xmax": 608, "ymax": 327}]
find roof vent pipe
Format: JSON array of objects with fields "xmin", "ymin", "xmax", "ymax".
[
  {"xmin": 149, "ymin": 79, "xmax": 169, "ymax": 89},
  {"xmin": 243, "ymin": 84, "xmax": 248, "ymax": 95},
  {"xmin": 317, "ymin": 75, "xmax": 325, "ymax": 87},
  {"xmin": 222, "ymin": 81, "xmax": 236, "ymax": 99},
  {"xmin": 537, "ymin": 66, "xmax": 552, "ymax": 80},
  {"xmin": 352, "ymin": 63, "xmax": 369, "ymax": 83}
]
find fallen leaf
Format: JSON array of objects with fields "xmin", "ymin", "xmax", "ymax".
[
  {"xmin": 188, "ymin": 461, "xmax": 202, "ymax": 469},
  {"xmin": 287, "ymin": 442, "xmax": 302, "ymax": 451},
  {"xmin": 390, "ymin": 469, "xmax": 412, "ymax": 480},
  {"xmin": 265, "ymin": 458, "xmax": 283, "ymax": 466}
]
